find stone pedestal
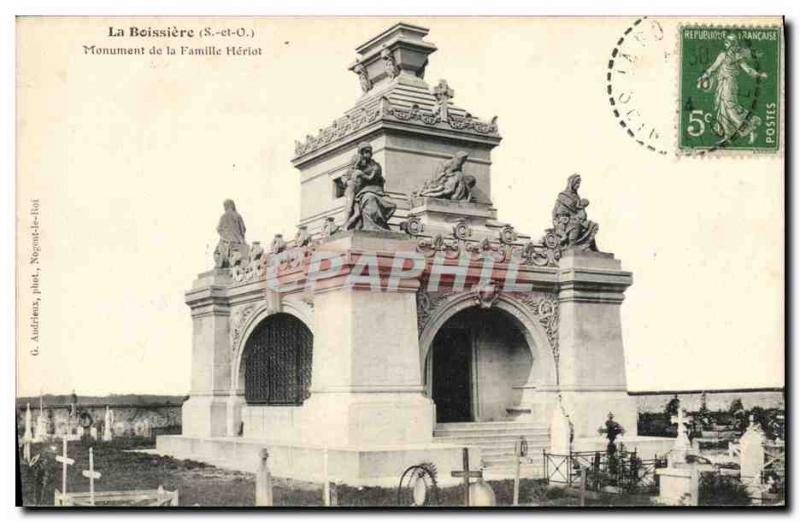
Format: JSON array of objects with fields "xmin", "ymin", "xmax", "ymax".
[
  {"xmin": 557, "ymin": 249, "xmax": 638, "ymax": 438},
  {"xmin": 657, "ymin": 465, "xmax": 702, "ymax": 506},
  {"xmin": 182, "ymin": 269, "xmax": 233, "ymax": 438},
  {"xmin": 300, "ymin": 232, "xmax": 435, "ymax": 447}
]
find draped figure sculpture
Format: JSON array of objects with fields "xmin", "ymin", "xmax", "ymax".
[
  {"xmin": 214, "ymin": 199, "xmax": 250, "ymax": 268},
  {"xmin": 342, "ymin": 142, "xmax": 397, "ymax": 231},
  {"xmin": 552, "ymin": 174, "xmax": 598, "ymax": 251},
  {"xmin": 415, "ymin": 151, "xmax": 475, "ymax": 202}
]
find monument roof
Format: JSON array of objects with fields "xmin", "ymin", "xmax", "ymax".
[{"xmin": 292, "ymin": 23, "xmax": 500, "ymax": 162}]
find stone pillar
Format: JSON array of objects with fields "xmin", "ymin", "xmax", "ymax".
[
  {"xmin": 299, "ymin": 232, "xmax": 435, "ymax": 447},
  {"xmin": 181, "ymin": 269, "xmax": 233, "ymax": 437},
  {"xmin": 556, "ymin": 250, "xmax": 637, "ymax": 438}
]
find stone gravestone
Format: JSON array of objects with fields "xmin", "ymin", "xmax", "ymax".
[
  {"xmin": 739, "ymin": 415, "xmax": 766, "ymax": 501},
  {"xmin": 255, "ymin": 449, "xmax": 273, "ymax": 507},
  {"xmin": 656, "ymin": 401, "xmax": 709, "ymax": 506},
  {"xmin": 23, "ymin": 403, "xmax": 34, "ymax": 443},
  {"xmin": 34, "ymin": 407, "xmax": 48, "ymax": 442},
  {"xmin": 102, "ymin": 407, "xmax": 113, "ymax": 442}
]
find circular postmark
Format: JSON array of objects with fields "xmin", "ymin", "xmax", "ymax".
[{"xmin": 607, "ymin": 17, "xmax": 673, "ymax": 155}]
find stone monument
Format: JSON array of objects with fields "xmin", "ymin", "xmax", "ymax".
[
  {"xmin": 157, "ymin": 22, "xmax": 654, "ymax": 486},
  {"xmin": 739, "ymin": 415, "xmax": 767, "ymax": 502}
]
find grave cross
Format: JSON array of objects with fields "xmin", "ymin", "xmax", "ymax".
[
  {"xmin": 450, "ymin": 448, "xmax": 482, "ymax": 506},
  {"xmin": 671, "ymin": 408, "xmax": 693, "ymax": 449},
  {"xmin": 81, "ymin": 447, "xmax": 102, "ymax": 505},
  {"xmin": 433, "ymin": 79, "xmax": 454, "ymax": 121},
  {"xmin": 55, "ymin": 438, "xmax": 75, "ymax": 501}
]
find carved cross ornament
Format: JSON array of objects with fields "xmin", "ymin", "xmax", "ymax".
[{"xmin": 433, "ymin": 79, "xmax": 454, "ymax": 121}]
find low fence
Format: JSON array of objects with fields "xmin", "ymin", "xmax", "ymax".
[
  {"xmin": 544, "ymin": 448, "xmax": 667, "ymax": 493},
  {"xmin": 55, "ymin": 487, "xmax": 178, "ymax": 507}
]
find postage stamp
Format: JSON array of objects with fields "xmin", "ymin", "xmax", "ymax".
[{"xmin": 678, "ymin": 25, "xmax": 782, "ymax": 153}]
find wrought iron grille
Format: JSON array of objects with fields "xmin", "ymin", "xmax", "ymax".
[
  {"xmin": 544, "ymin": 448, "xmax": 667, "ymax": 493},
  {"xmin": 244, "ymin": 313, "xmax": 313, "ymax": 405}
]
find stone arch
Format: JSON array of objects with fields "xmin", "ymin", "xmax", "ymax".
[
  {"xmin": 419, "ymin": 292, "xmax": 558, "ymax": 394},
  {"xmin": 230, "ymin": 299, "xmax": 314, "ymax": 395}
]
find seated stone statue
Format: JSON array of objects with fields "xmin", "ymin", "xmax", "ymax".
[
  {"xmin": 343, "ymin": 142, "xmax": 397, "ymax": 231},
  {"xmin": 416, "ymin": 151, "xmax": 475, "ymax": 202},
  {"xmin": 552, "ymin": 174, "xmax": 598, "ymax": 250},
  {"xmin": 214, "ymin": 199, "xmax": 250, "ymax": 268}
]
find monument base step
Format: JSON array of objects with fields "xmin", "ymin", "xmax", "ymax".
[
  {"xmin": 433, "ymin": 421, "xmax": 549, "ymax": 479},
  {"xmin": 154, "ymin": 434, "xmax": 480, "ymax": 487}
]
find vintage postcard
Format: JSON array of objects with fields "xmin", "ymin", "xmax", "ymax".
[{"xmin": 16, "ymin": 16, "xmax": 784, "ymax": 508}]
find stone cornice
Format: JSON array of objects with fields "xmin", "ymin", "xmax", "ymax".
[
  {"xmin": 292, "ymin": 97, "xmax": 500, "ymax": 165},
  {"xmin": 185, "ymin": 285, "xmax": 231, "ymax": 311},
  {"xmin": 557, "ymin": 266, "xmax": 633, "ymax": 301}
]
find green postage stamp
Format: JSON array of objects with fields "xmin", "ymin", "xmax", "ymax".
[{"xmin": 679, "ymin": 25, "xmax": 782, "ymax": 153}]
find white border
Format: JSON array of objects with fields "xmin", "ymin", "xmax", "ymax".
[{"xmin": 3, "ymin": 1, "xmax": 796, "ymax": 520}]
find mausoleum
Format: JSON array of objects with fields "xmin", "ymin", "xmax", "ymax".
[{"xmin": 157, "ymin": 23, "xmax": 670, "ymax": 485}]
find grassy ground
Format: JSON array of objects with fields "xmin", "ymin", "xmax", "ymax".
[{"xmin": 18, "ymin": 438, "xmax": 655, "ymax": 507}]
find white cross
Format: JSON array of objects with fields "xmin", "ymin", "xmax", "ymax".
[
  {"xmin": 81, "ymin": 447, "xmax": 102, "ymax": 505},
  {"xmin": 671, "ymin": 407, "xmax": 692, "ymax": 428},
  {"xmin": 433, "ymin": 79, "xmax": 454, "ymax": 121},
  {"xmin": 55, "ymin": 438, "xmax": 75, "ymax": 501},
  {"xmin": 671, "ymin": 408, "xmax": 693, "ymax": 445}
]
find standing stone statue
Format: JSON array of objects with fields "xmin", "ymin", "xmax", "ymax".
[
  {"xmin": 342, "ymin": 142, "xmax": 396, "ymax": 231},
  {"xmin": 214, "ymin": 199, "xmax": 250, "ymax": 268},
  {"xmin": 415, "ymin": 152, "xmax": 475, "ymax": 201},
  {"xmin": 552, "ymin": 174, "xmax": 599, "ymax": 250}
]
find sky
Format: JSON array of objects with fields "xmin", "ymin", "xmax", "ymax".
[{"xmin": 15, "ymin": 16, "xmax": 784, "ymax": 397}]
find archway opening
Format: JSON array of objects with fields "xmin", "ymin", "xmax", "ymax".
[
  {"xmin": 242, "ymin": 313, "xmax": 313, "ymax": 405},
  {"xmin": 428, "ymin": 306, "xmax": 532, "ymax": 423}
]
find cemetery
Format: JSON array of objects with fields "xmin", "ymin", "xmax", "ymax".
[{"xmin": 17, "ymin": 384, "xmax": 785, "ymax": 505}]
